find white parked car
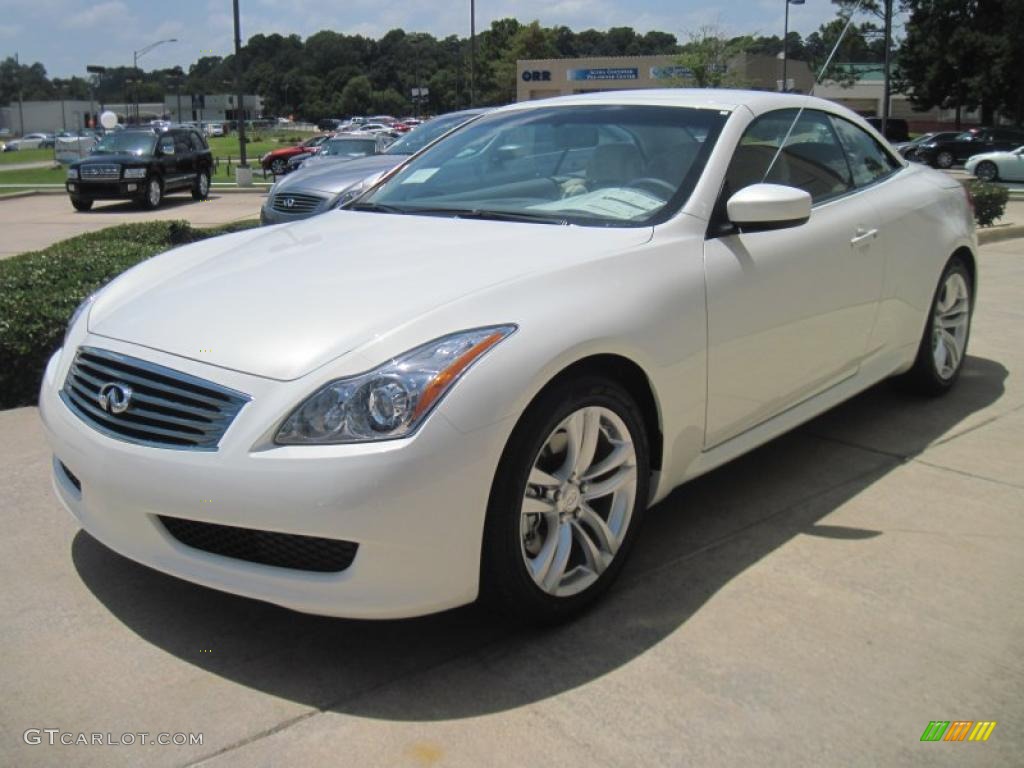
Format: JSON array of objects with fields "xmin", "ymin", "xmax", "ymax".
[
  {"xmin": 41, "ymin": 90, "xmax": 977, "ymax": 623},
  {"xmin": 965, "ymin": 145, "xmax": 1024, "ymax": 182},
  {"xmin": 3, "ymin": 132, "xmax": 50, "ymax": 151}
]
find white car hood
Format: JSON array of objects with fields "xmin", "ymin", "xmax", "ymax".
[{"xmin": 89, "ymin": 212, "xmax": 652, "ymax": 380}]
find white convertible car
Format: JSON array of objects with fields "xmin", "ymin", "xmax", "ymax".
[
  {"xmin": 965, "ymin": 145, "xmax": 1024, "ymax": 182},
  {"xmin": 41, "ymin": 90, "xmax": 977, "ymax": 623}
]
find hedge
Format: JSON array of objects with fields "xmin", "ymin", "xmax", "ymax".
[
  {"xmin": 0, "ymin": 220, "xmax": 257, "ymax": 410},
  {"xmin": 967, "ymin": 179, "xmax": 1010, "ymax": 227}
]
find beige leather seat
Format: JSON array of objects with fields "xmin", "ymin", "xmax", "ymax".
[{"xmin": 585, "ymin": 143, "xmax": 644, "ymax": 188}]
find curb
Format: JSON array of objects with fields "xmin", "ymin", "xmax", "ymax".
[{"xmin": 978, "ymin": 224, "xmax": 1024, "ymax": 245}]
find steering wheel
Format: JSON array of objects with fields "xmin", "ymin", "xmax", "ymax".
[{"xmin": 625, "ymin": 177, "xmax": 677, "ymax": 198}]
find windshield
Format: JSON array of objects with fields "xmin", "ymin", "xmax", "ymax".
[
  {"xmin": 384, "ymin": 113, "xmax": 482, "ymax": 155},
  {"xmin": 322, "ymin": 138, "xmax": 377, "ymax": 157},
  {"xmin": 363, "ymin": 105, "xmax": 727, "ymax": 227},
  {"xmin": 91, "ymin": 132, "xmax": 156, "ymax": 155}
]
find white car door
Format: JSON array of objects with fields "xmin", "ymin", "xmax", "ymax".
[{"xmin": 703, "ymin": 108, "xmax": 886, "ymax": 447}]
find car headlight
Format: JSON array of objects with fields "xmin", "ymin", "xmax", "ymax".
[
  {"xmin": 67, "ymin": 168, "xmax": 79, "ymax": 179},
  {"xmin": 275, "ymin": 325, "xmax": 516, "ymax": 445},
  {"xmin": 123, "ymin": 168, "xmax": 146, "ymax": 179},
  {"xmin": 64, "ymin": 293, "xmax": 97, "ymax": 346}
]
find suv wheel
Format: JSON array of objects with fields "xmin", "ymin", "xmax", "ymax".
[
  {"xmin": 140, "ymin": 177, "xmax": 163, "ymax": 210},
  {"xmin": 70, "ymin": 197, "xmax": 93, "ymax": 212},
  {"xmin": 935, "ymin": 151, "xmax": 955, "ymax": 169},
  {"xmin": 192, "ymin": 170, "xmax": 211, "ymax": 200}
]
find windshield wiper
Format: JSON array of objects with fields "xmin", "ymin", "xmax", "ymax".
[
  {"xmin": 399, "ymin": 207, "xmax": 569, "ymax": 225},
  {"xmin": 347, "ymin": 201, "xmax": 409, "ymax": 214}
]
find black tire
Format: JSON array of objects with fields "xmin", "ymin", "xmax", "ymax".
[
  {"xmin": 481, "ymin": 376, "xmax": 650, "ymax": 624},
  {"xmin": 974, "ymin": 161, "xmax": 999, "ymax": 182},
  {"xmin": 270, "ymin": 158, "xmax": 286, "ymax": 174},
  {"xmin": 899, "ymin": 255, "xmax": 973, "ymax": 396},
  {"xmin": 192, "ymin": 169, "xmax": 211, "ymax": 200},
  {"xmin": 935, "ymin": 150, "xmax": 955, "ymax": 169},
  {"xmin": 70, "ymin": 197, "xmax": 93, "ymax": 212},
  {"xmin": 139, "ymin": 177, "xmax": 163, "ymax": 210}
]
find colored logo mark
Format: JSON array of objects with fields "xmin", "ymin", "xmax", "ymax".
[{"xmin": 920, "ymin": 721, "xmax": 997, "ymax": 742}]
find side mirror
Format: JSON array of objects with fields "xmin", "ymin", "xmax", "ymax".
[{"xmin": 727, "ymin": 183, "xmax": 811, "ymax": 232}]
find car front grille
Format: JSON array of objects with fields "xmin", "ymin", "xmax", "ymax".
[
  {"xmin": 158, "ymin": 516, "xmax": 359, "ymax": 573},
  {"xmin": 60, "ymin": 347, "xmax": 250, "ymax": 451},
  {"xmin": 80, "ymin": 164, "xmax": 120, "ymax": 180},
  {"xmin": 270, "ymin": 191, "xmax": 325, "ymax": 214}
]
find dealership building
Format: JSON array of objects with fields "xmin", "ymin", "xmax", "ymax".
[{"xmin": 516, "ymin": 54, "xmax": 814, "ymax": 102}]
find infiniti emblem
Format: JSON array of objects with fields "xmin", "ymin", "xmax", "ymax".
[{"xmin": 98, "ymin": 382, "xmax": 133, "ymax": 414}]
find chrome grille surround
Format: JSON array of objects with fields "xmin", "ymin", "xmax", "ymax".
[
  {"xmin": 271, "ymin": 191, "xmax": 325, "ymax": 214},
  {"xmin": 60, "ymin": 346, "xmax": 250, "ymax": 451},
  {"xmin": 80, "ymin": 164, "xmax": 121, "ymax": 180}
]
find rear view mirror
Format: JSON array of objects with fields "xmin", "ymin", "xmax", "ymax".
[{"xmin": 727, "ymin": 183, "xmax": 811, "ymax": 232}]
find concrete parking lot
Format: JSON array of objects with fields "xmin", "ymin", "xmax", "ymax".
[
  {"xmin": 0, "ymin": 191, "xmax": 265, "ymax": 259},
  {"xmin": 1, "ymin": 237, "xmax": 1022, "ymax": 767}
]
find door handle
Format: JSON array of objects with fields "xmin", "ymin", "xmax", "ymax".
[{"xmin": 850, "ymin": 227, "xmax": 878, "ymax": 246}]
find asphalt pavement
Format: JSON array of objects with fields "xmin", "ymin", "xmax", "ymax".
[{"xmin": 0, "ymin": 238, "xmax": 1021, "ymax": 767}]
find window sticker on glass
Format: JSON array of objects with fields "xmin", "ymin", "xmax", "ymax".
[{"xmin": 401, "ymin": 168, "xmax": 439, "ymax": 184}]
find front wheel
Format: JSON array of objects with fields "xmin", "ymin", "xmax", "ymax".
[
  {"xmin": 935, "ymin": 150, "xmax": 955, "ymax": 169},
  {"xmin": 70, "ymin": 197, "xmax": 93, "ymax": 211},
  {"xmin": 481, "ymin": 377, "xmax": 649, "ymax": 624},
  {"xmin": 270, "ymin": 158, "xmax": 286, "ymax": 175},
  {"xmin": 192, "ymin": 170, "xmax": 211, "ymax": 200},
  {"xmin": 974, "ymin": 161, "xmax": 999, "ymax": 182},
  {"xmin": 900, "ymin": 255, "xmax": 973, "ymax": 395},
  {"xmin": 139, "ymin": 177, "xmax": 163, "ymax": 210}
]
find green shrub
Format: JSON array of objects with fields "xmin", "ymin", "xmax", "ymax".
[
  {"xmin": 0, "ymin": 220, "xmax": 257, "ymax": 410},
  {"xmin": 967, "ymin": 179, "xmax": 1009, "ymax": 227}
]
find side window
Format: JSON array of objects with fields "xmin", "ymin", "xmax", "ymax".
[
  {"xmin": 157, "ymin": 135, "xmax": 175, "ymax": 154},
  {"xmin": 173, "ymin": 132, "xmax": 190, "ymax": 155},
  {"xmin": 189, "ymin": 131, "xmax": 207, "ymax": 151},
  {"xmin": 830, "ymin": 117, "xmax": 901, "ymax": 188},
  {"xmin": 724, "ymin": 108, "xmax": 853, "ymax": 204}
]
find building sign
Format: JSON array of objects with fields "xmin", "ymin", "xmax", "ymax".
[
  {"xmin": 650, "ymin": 66, "xmax": 693, "ymax": 80},
  {"xmin": 521, "ymin": 70, "xmax": 552, "ymax": 82},
  {"xmin": 567, "ymin": 67, "xmax": 639, "ymax": 81}
]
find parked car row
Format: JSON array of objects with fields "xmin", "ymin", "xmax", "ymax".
[
  {"xmin": 908, "ymin": 126, "xmax": 1024, "ymax": 169},
  {"xmin": 260, "ymin": 108, "xmax": 487, "ymax": 224}
]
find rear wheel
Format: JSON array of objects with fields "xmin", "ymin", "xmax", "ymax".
[
  {"xmin": 270, "ymin": 158, "xmax": 286, "ymax": 174},
  {"xmin": 481, "ymin": 377, "xmax": 649, "ymax": 624},
  {"xmin": 974, "ymin": 161, "xmax": 999, "ymax": 182},
  {"xmin": 191, "ymin": 170, "xmax": 211, "ymax": 200},
  {"xmin": 900, "ymin": 255, "xmax": 973, "ymax": 395},
  {"xmin": 70, "ymin": 197, "xmax": 93, "ymax": 212},
  {"xmin": 935, "ymin": 150, "xmax": 955, "ymax": 169}
]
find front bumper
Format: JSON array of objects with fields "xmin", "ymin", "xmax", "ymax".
[
  {"xmin": 40, "ymin": 339, "xmax": 512, "ymax": 619},
  {"xmin": 67, "ymin": 180, "xmax": 144, "ymax": 199}
]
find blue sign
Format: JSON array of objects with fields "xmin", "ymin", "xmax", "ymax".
[{"xmin": 567, "ymin": 67, "xmax": 639, "ymax": 82}]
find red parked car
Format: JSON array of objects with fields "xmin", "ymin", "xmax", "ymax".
[{"xmin": 260, "ymin": 135, "xmax": 329, "ymax": 175}]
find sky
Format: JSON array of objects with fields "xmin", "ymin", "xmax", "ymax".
[{"xmin": 1, "ymin": 0, "xmax": 865, "ymax": 78}]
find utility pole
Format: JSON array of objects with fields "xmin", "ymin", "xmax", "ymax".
[
  {"xmin": 469, "ymin": 0, "xmax": 476, "ymax": 107},
  {"xmin": 15, "ymin": 52, "xmax": 25, "ymax": 137},
  {"xmin": 881, "ymin": 0, "xmax": 893, "ymax": 136},
  {"xmin": 782, "ymin": 0, "xmax": 805, "ymax": 93},
  {"xmin": 233, "ymin": 0, "xmax": 247, "ymax": 166}
]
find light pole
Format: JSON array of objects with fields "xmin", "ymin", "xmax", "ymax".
[
  {"xmin": 133, "ymin": 38, "xmax": 177, "ymax": 123},
  {"xmin": 469, "ymin": 0, "xmax": 476, "ymax": 107},
  {"xmin": 881, "ymin": 0, "xmax": 893, "ymax": 136},
  {"xmin": 232, "ymin": 0, "xmax": 248, "ymax": 167},
  {"xmin": 782, "ymin": 0, "xmax": 805, "ymax": 92}
]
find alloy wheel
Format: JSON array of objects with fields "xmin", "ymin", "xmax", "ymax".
[
  {"xmin": 520, "ymin": 406, "xmax": 637, "ymax": 597},
  {"xmin": 936, "ymin": 151, "xmax": 954, "ymax": 169},
  {"xmin": 148, "ymin": 179, "xmax": 161, "ymax": 207},
  {"xmin": 199, "ymin": 173, "xmax": 210, "ymax": 196},
  {"xmin": 975, "ymin": 162, "xmax": 998, "ymax": 182},
  {"xmin": 932, "ymin": 271, "xmax": 970, "ymax": 380}
]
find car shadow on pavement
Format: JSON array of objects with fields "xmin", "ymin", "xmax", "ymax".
[
  {"xmin": 84, "ymin": 197, "xmax": 219, "ymax": 214},
  {"xmin": 72, "ymin": 355, "xmax": 1007, "ymax": 720}
]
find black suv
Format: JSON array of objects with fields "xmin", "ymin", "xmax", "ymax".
[
  {"xmin": 914, "ymin": 126, "xmax": 1024, "ymax": 169},
  {"xmin": 66, "ymin": 126, "xmax": 213, "ymax": 211}
]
